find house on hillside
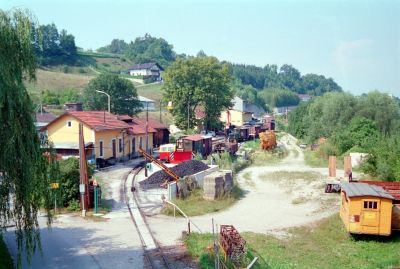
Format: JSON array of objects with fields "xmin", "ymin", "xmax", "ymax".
[
  {"xmin": 128, "ymin": 62, "xmax": 163, "ymax": 81},
  {"xmin": 41, "ymin": 111, "xmax": 155, "ymax": 165},
  {"xmin": 138, "ymin": 96, "xmax": 156, "ymax": 111}
]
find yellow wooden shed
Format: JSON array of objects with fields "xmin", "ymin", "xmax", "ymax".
[{"xmin": 340, "ymin": 182, "xmax": 395, "ymax": 236}]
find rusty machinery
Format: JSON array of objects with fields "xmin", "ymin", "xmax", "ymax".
[
  {"xmin": 220, "ymin": 225, "xmax": 246, "ymax": 263},
  {"xmin": 259, "ymin": 130, "xmax": 277, "ymax": 150}
]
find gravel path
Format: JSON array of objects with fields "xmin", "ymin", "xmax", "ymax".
[{"xmin": 143, "ymin": 133, "xmax": 356, "ymax": 245}]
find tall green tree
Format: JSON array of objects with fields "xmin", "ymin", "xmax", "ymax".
[
  {"xmin": 163, "ymin": 57, "xmax": 233, "ymax": 130},
  {"xmin": 83, "ymin": 74, "xmax": 142, "ymax": 115},
  {"xmin": 125, "ymin": 34, "xmax": 176, "ymax": 68},
  {"xmin": 97, "ymin": 39, "xmax": 128, "ymax": 54},
  {"xmin": 0, "ymin": 9, "xmax": 53, "ymax": 266}
]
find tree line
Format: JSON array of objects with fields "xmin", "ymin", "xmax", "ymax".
[
  {"xmin": 288, "ymin": 91, "xmax": 400, "ymax": 182},
  {"xmin": 97, "ymin": 34, "xmax": 177, "ymax": 68},
  {"xmin": 31, "ymin": 23, "xmax": 77, "ymax": 65}
]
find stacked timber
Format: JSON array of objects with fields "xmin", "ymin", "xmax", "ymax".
[
  {"xmin": 222, "ymin": 170, "xmax": 233, "ymax": 193},
  {"xmin": 203, "ymin": 172, "xmax": 225, "ymax": 201},
  {"xmin": 203, "ymin": 170, "xmax": 233, "ymax": 200}
]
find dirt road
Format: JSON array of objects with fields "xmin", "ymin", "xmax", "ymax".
[{"xmin": 144, "ymin": 134, "xmax": 349, "ymax": 245}]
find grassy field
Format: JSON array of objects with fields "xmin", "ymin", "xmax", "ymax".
[
  {"xmin": 161, "ymin": 186, "xmax": 243, "ymax": 217},
  {"xmin": 185, "ymin": 214, "xmax": 400, "ymax": 269},
  {"xmin": 0, "ymin": 236, "xmax": 13, "ymax": 269},
  {"xmin": 136, "ymin": 82, "xmax": 164, "ymax": 104}
]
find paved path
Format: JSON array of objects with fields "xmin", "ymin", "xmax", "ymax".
[{"xmin": 5, "ymin": 161, "xmax": 145, "ymax": 269}]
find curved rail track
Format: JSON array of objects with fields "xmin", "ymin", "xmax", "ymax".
[{"xmin": 123, "ymin": 164, "xmax": 173, "ymax": 269}]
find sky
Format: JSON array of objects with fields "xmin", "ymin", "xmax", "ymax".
[{"xmin": 2, "ymin": 0, "xmax": 400, "ymax": 96}]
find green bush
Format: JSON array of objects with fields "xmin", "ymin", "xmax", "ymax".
[
  {"xmin": 67, "ymin": 198, "xmax": 80, "ymax": 212},
  {"xmin": 59, "ymin": 158, "xmax": 94, "ymax": 206},
  {"xmin": 62, "ymin": 65, "xmax": 70, "ymax": 73}
]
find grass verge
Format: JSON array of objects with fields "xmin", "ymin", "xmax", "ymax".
[
  {"xmin": 0, "ymin": 236, "xmax": 13, "ymax": 269},
  {"xmin": 161, "ymin": 186, "xmax": 243, "ymax": 217},
  {"xmin": 185, "ymin": 214, "xmax": 400, "ymax": 269}
]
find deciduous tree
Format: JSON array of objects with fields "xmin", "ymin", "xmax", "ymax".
[
  {"xmin": 83, "ymin": 73, "xmax": 142, "ymax": 115},
  {"xmin": 163, "ymin": 57, "xmax": 233, "ymax": 130}
]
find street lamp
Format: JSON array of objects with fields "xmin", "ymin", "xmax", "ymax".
[{"xmin": 95, "ymin": 90, "xmax": 111, "ymax": 113}]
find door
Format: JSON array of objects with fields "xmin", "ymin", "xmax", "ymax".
[
  {"xmin": 112, "ymin": 139, "xmax": 116, "ymax": 158},
  {"xmin": 361, "ymin": 199, "xmax": 380, "ymax": 234}
]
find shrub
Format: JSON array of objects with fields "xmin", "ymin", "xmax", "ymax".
[
  {"xmin": 67, "ymin": 199, "xmax": 80, "ymax": 212},
  {"xmin": 62, "ymin": 65, "xmax": 70, "ymax": 73},
  {"xmin": 59, "ymin": 158, "xmax": 93, "ymax": 206}
]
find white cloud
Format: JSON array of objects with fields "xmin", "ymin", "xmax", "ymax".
[{"xmin": 332, "ymin": 39, "xmax": 373, "ymax": 69}]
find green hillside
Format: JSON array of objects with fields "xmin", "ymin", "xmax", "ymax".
[{"xmin": 26, "ymin": 53, "xmax": 166, "ymax": 106}]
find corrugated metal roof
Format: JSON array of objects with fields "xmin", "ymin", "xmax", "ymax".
[{"xmin": 341, "ymin": 182, "xmax": 395, "ymax": 200}]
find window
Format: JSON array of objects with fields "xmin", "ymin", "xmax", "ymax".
[
  {"xmin": 119, "ymin": 138, "xmax": 123, "ymax": 153},
  {"xmin": 67, "ymin": 121, "xmax": 72, "ymax": 127},
  {"xmin": 363, "ymin": 200, "xmax": 378, "ymax": 210},
  {"xmin": 139, "ymin": 137, "xmax": 143, "ymax": 149},
  {"xmin": 99, "ymin": 141, "xmax": 104, "ymax": 157}
]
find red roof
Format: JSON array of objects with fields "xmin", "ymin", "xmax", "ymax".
[
  {"xmin": 134, "ymin": 117, "xmax": 168, "ymax": 130},
  {"xmin": 127, "ymin": 121, "xmax": 156, "ymax": 135},
  {"xmin": 117, "ymin": 114, "xmax": 133, "ymax": 121},
  {"xmin": 183, "ymin": 134, "xmax": 206, "ymax": 142},
  {"xmin": 44, "ymin": 111, "xmax": 131, "ymax": 132},
  {"xmin": 357, "ymin": 181, "xmax": 400, "ymax": 200}
]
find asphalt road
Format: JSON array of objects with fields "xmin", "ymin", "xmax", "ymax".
[{"xmin": 5, "ymin": 163, "xmax": 145, "ymax": 269}]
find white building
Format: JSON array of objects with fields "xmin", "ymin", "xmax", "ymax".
[{"xmin": 128, "ymin": 63, "xmax": 163, "ymax": 81}]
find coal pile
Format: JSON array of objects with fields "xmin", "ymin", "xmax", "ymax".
[{"xmin": 139, "ymin": 160, "xmax": 209, "ymax": 186}]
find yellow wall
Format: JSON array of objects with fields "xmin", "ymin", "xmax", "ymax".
[
  {"xmin": 47, "ymin": 114, "xmax": 154, "ymax": 159},
  {"xmin": 220, "ymin": 110, "xmax": 253, "ymax": 126},
  {"xmin": 340, "ymin": 192, "xmax": 393, "ymax": 235},
  {"xmin": 47, "ymin": 115, "xmax": 94, "ymax": 144},
  {"xmin": 95, "ymin": 132, "xmax": 154, "ymax": 159}
]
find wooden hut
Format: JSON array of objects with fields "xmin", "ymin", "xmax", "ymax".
[{"xmin": 340, "ymin": 182, "xmax": 396, "ymax": 236}]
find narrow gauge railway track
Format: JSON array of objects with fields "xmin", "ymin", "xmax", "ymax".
[{"xmin": 123, "ymin": 164, "xmax": 173, "ymax": 269}]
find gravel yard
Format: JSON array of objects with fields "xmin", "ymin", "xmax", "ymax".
[{"xmin": 143, "ymin": 134, "xmax": 352, "ymax": 245}]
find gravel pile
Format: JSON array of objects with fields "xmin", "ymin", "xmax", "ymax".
[{"xmin": 139, "ymin": 160, "xmax": 209, "ymax": 186}]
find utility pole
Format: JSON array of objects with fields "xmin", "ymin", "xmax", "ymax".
[
  {"xmin": 95, "ymin": 90, "xmax": 111, "ymax": 113},
  {"xmin": 145, "ymin": 101, "xmax": 149, "ymax": 177},
  {"xmin": 79, "ymin": 123, "xmax": 89, "ymax": 217}
]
